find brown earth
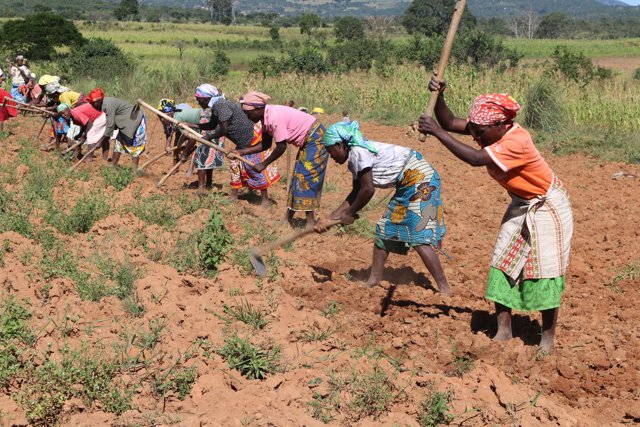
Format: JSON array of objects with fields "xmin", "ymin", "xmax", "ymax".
[{"xmin": 0, "ymin": 113, "xmax": 639, "ymax": 426}]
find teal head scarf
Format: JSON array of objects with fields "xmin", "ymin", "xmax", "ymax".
[
  {"xmin": 56, "ymin": 103, "xmax": 70, "ymax": 113},
  {"xmin": 322, "ymin": 121, "xmax": 378, "ymax": 154}
]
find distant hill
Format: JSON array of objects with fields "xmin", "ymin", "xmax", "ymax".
[
  {"xmin": 161, "ymin": 0, "xmax": 639, "ymax": 18},
  {"xmin": 1, "ymin": 0, "xmax": 638, "ymax": 19}
]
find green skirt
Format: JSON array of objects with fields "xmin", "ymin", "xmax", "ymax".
[{"xmin": 486, "ymin": 267, "xmax": 565, "ymax": 312}]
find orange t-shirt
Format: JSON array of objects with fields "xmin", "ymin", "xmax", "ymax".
[{"xmin": 483, "ymin": 124, "xmax": 553, "ymax": 199}]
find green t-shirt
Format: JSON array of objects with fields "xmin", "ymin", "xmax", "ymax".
[{"xmin": 174, "ymin": 107, "xmax": 202, "ymax": 125}]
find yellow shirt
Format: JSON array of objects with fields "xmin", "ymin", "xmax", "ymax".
[{"xmin": 59, "ymin": 91, "xmax": 81, "ymax": 107}]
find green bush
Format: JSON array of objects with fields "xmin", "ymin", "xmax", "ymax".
[
  {"xmin": 334, "ymin": 16, "xmax": 365, "ymax": 42},
  {"xmin": 634, "ymin": 68, "xmax": 640, "ymax": 80},
  {"xmin": 66, "ymin": 38, "xmax": 131, "ymax": 81},
  {"xmin": 551, "ymin": 45, "xmax": 612, "ymax": 87},
  {"xmin": 524, "ymin": 77, "xmax": 564, "ymax": 132},
  {"xmin": 199, "ymin": 50, "xmax": 230, "ymax": 78},
  {"xmin": 0, "ymin": 14, "xmax": 85, "ymax": 60}
]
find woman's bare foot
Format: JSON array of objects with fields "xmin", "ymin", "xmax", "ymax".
[
  {"xmin": 492, "ymin": 330, "xmax": 513, "ymax": 342},
  {"xmin": 493, "ymin": 305, "xmax": 513, "ymax": 342},
  {"xmin": 260, "ymin": 199, "xmax": 270, "ymax": 210},
  {"xmin": 437, "ymin": 282, "xmax": 453, "ymax": 296},
  {"xmin": 362, "ymin": 278, "xmax": 379, "ymax": 289},
  {"xmin": 196, "ymin": 186, "xmax": 207, "ymax": 197},
  {"xmin": 538, "ymin": 337, "xmax": 554, "ymax": 354}
]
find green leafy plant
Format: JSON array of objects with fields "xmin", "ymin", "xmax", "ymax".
[
  {"xmin": 101, "ymin": 166, "xmax": 135, "ymax": 191},
  {"xmin": 218, "ymin": 299, "xmax": 269, "ymax": 331},
  {"xmin": 218, "ymin": 335, "xmax": 280, "ymax": 380},
  {"xmin": 418, "ymin": 386, "xmax": 454, "ymax": 427},
  {"xmin": 197, "ymin": 209, "xmax": 234, "ymax": 274}
]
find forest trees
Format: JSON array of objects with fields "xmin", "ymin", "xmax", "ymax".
[{"xmin": 0, "ymin": 14, "xmax": 85, "ymax": 60}]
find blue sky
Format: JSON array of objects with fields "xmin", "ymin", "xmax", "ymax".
[{"xmin": 619, "ymin": 0, "xmax": 640, "ymax": 4}]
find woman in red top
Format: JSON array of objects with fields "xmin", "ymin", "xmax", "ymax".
[
  {"xmin": 418, "ymin": 76, "xmax": 573, "ymax": 353},
  {"xmin": 0, "ymin": 88, "xmax": 18, "ymax": 133}
]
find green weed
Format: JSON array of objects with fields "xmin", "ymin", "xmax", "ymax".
[
  {"xmin": 346, "ymin": 364, "xmax": 396, "ymax": 421},
  {"xmin": 101, "ymin": 166, "xmax": 135, "ymax": 191},
  {"xmin": 218, "ymin": 335, "xmax": 280, "ymax": 380},
  {"xmin": 153, "ymin": 365, "xmax": 197, "ymax": 400},
  {"xmin": 418, "ymin": 386, "xmax": 454, "ymax": 427},
  {"xmin": 198, "ymin": 209, "xmax": 234, "ymax": 275},
  {"xmin": 130, "ymin": 194, "xmax": 177, "ymax": 228},
  {"xmin": 218, "ymin": 299, "xmax": 269, "ymax": 331},
  {"xmin": 321, "ymin": 301, "xmax": 343, "ymax": 319},
  {"xmin": 299, "ymin": 322, "xmax": 336, "ymax": 343},
  {"xmin": 48, "ymin": 193, "xmax": 110, "ymax": 234}
]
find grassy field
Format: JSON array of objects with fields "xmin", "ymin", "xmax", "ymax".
[{"xmin": 29, "ymin": 21, "xmax": 640, "ymax": 162}]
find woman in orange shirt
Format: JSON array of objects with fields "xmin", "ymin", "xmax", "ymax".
[{"xmin": 418, "ymin": 76, "xmax": 573, "ymax": 353}]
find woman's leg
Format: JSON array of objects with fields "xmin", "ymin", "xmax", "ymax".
[
  {"xmin": 230, "ymin": 189, "xmax": 239, "ymax": 202},
  {"xmin": 101, "ymin": 139, "xmax": 110, "ymax": 161},
  {"xmin": 414, "ymin": 245, "xmax": 452, "ymax": 295},
  {"xmin": 112, "ymin": 152, "xmax": 121, "ymax": 167},
  {"xmin": 286, "ymin": 208, "xmax": 295, "ymax": 225},
  {"xmin": 539, "ymin": 308, "xmax": 559, "ymax": 353},
  {"xmin": 205, "ymin": 169, "xmax": 213, "ymax": 188},
  {"xmin": 131, "ymin": 155, "xmax": 140, "ymax": 168},
  {"xmin": 260, "ymin": 190, "xmax": 269, "ymax": 209},
  {"xmin": 494, "ymin": 302, "xmax": 513, "ymax": 341},
  {"xmin": 305, "ymin": 211, "xmax": 315, "ymax": 230},
  {"xmin": 197, "ymin": 170, "xmax": 207, "ymax": 196},
  {"xmin": 364, "ymin": 245, "xmax": 389, "ymax": 288}
]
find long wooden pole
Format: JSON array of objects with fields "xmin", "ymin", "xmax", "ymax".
[
  {"xmin": 156, "ymin": 160, "xmax": 183, "ymax": 188},
  {"xmin": 11, "ymin": 99, "xmax": 54, "ymax": 116},
  {"xmin": 138, "ymin": 145, "xmax": 180, "ymax": 172},
  {"xmin": 68, "ymin": 143, "xmax": 101, "ymax": 172},
  {"xmin": 136, "ymin": 99, "xmax": 255, "ymax": 168},
  {"xmin": 418, "ymin": 0, "xmax": 468, "ymax": 142}
]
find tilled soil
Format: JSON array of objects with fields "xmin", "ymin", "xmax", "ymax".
[{"xmin": 0, "ymin": 114, "xmax": 638, "ymax": 426}]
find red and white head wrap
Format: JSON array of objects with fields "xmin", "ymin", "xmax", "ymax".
[
  {"xmin": 87, "ymin": 87, "xmax": 105, "ymax": 103},
  {"xmin": 468, "ymin": 93, "xmax": 520, "ymax": 126}
]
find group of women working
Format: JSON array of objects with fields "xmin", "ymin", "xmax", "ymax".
[{"xmin": 2, "ymin": 61, "xmax": 573, "ymax": 352}]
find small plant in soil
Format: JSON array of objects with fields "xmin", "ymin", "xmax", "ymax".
[
  {"xmin": 218, "ymin": 335, "xmax": 280, "ymax": 380},
  {"xmin": 198, "ymin": 209, "xmax": 234, "ymax": 275},
  {"xmin": 130, "ymin": 194, "xmax": 177, "ymax": 228},
  {"xmin": 218, "ymin": 299, "xmax": 269, "ymax": 331},
  {"xmin": 153, "ymin": 365, "xmax": 197, "ymax": 400},
  {"xmin": 417, "ymin": 385, "xmax": 454, "ymax": 427},
  {"xmin": 346, "ymin": 364, "xmax": 396, "ymax": 421},
  {"xmin": 321, "ymin": 301, "xmax": 343, "ymax": 319},
  {"xmin": 299, "ymin": 322, "xmax": 336, "ymax": 343},
  {"xmin": 232, "ymin": 249, "xmax": 254, "ymax": 276},
  {"xmin": 101, "ymin": 165, "xmax": 135, "ymax": 191},
  {"xmin": 48, "ymin": 193, "xmax": 110, "ymax": 234},
  {"xmin": 123, "ymin": 294, "xmax": 147, "ymax": 317},
  {"xmin": 449, "ymin": 343, "xmax": 475, "ymax": 378}
]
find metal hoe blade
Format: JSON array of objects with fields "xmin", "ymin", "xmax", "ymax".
[{"xmin": 249, "ymin": 247, "xmax": 267, "ymax": 277}]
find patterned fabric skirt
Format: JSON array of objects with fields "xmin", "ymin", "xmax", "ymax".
[
  {"xmin": 230, "ymin": 124, "xmax": 280, "ymax": 190},
  {"xmin": 375, "ymin": 150, "xmax": 446, "ymax": 255},
  {"xmin": 486, "ymin": 267, "xmax": 565, "ymax": 311},
  {"xmin": 194, "ymin": 108, "xmax": 224, "ymax": 170},
  {"xmin": 485, "ymin": 176, "xmax": 573, "ymax": 311},
  {"xmin": 490, "ymin": 176, "xmax": 573, "ymax": 281},
  {"xmin": 287, "ymin": 121, "xmax": 329, "ymax": 211},
  {"xmin": 114, "ymin": 114, "xmax": 147, "ymax": 158}
]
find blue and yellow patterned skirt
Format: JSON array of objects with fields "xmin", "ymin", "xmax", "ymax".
[
  {"xmin": 287, "ymin": 121, "xmax": 329, "ymax": 212},
  {"xmin": 375, "ymin": 150, "xmax": 446, "ymax": 255}
]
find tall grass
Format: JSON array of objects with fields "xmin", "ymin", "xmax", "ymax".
[{"xmin": 30, "ymin": 22, "xmax": 640, "ymax": 162}]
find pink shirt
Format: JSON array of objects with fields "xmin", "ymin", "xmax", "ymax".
[
  {"xmin": 263, "ymin": 105, "xmax": 317, "ymax": 147},
  {"xmin": 70, "ymin": 103, "xmax": 102, "ymax": 127}
]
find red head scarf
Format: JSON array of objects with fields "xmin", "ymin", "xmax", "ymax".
[
  {"xmin": 87, "ymin": 87, "xmax": 105, "ymax": 103},
  {"xmin": 468, "ymin": 93, "xmax": 520, "ymax": 126}
]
